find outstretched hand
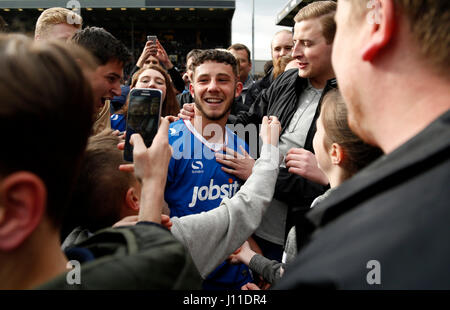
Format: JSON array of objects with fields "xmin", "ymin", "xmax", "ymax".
[
  {"xmin": 117, "ymin": 116, "xmax": 176, "ymax": 224},
  {"xmin": 215, "ymin": 146, "xmax": 255, "ymax": 181},
  {"xmin": 155, "ymin": 40, "xmax": 173, "ymax": 69},
  {"xmin": 260, "ymin": 116, "xmax": 281, "ymax": 146},
  {"xmin": 285, "ymin": 148, "xmax": 329, "ymax": 185},
  {"xmin": 178, "ymin": 103, "xmax": 195, "ymax": 121},
  {"xmin": 131, "ymin": 117, "xmax": 173, "ymax": 183},
  {"xmin": 136, "ymin": 40, "xmax": 158, "ymax": 68}
]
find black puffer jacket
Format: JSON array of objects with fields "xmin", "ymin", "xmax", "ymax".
[{"xmin": 234, "ymin": 68, "xmax": 337, "ymax": 232}]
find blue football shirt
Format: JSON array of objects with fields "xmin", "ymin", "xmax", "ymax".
[
  {"xmin": 165, "ymin": 119, "xmax": 252, "ymax": 289},
  {"xmin": 165, "ymin": 119, "xmax": 248, "ymax": 217}
]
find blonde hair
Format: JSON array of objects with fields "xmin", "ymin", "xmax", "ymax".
[
  {"xmin": 294, "ymin": 1, "xmax": 337, "ymax": 44},
  {"xmin": 350, "ymin": 0, "xmax": 449, "ymax": 78},
  {"xmin": 35, "ymin": 7, "xmax": 82, "ymax": 39}
]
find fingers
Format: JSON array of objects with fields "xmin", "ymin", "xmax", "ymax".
[
  {"xmin": 215, "ymin": 152, "xmax": 241, "ymax": 162},
  {"xmin": 216, "ymin": 157, "xmax": 238, "ymax": 169},
  {"xmin": 152, "ymin": 116, "xmax": 171, "ymax": 145},
  {"xmin": 221, "ymin": 146, "xmax": 244, "ymax": 159},
  {"xmin": 221, "ymin": 166, "xmax": 238, "ymax": 176},
  {"xmin": 268, "ymin": 115, "xmax": 279, "ymax": 123},
  {"xmin": 165, "ymin": 115, "xmax": 178, "ymax": 123},
  {"xmin": 161, "ymin": 214, "xmax": 173, "ymax": 230},
  {"xmin": 183, "ymin": 103, "xmax": 195, "ymax": 113},
  {"xmin": 178, "ymin": 113, "xmax": 191, "ymax": 120},
  {"xmin": 287, "ymin": 167, "xmax": 306, "ymax": 176},
  {"xmin": 262, "ymin": 115, "xmax": 269, "ymax": 126},
  {"xmin": 239, "ymin": 145, "xmax": 250, "ymax": 157},
  {"xmin": 260, "ymin": 115, "xmax": 280, "ymax": 145},
  {"xmin": 285, "ymin": 153, "xmax": 307, "ymax": 164},
  {"xmin": 130, "ymin": 133, "xmax": 146, "ymax": 156},
  {"xmin": 181, "ymin": 110, "xmax": 194, "ymax": 117},
  {"xmin": 286, "ymin": 147, "xmax": 310, "ymax": 156},
  {"xmin": 119, "ymin": 164, "xmax": 135, "ymax": 173},
  {"xmin": 117, "ymin": 141, "xmax": 125, "ymax": 151},
  {"xmin": 179, "ymin": 103, "xmax": 195, "ymax": 120}
]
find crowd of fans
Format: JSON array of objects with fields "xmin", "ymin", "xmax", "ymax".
[{"xmin": 0, "ymin": 0, "xmax": 449, "ymax": 292}]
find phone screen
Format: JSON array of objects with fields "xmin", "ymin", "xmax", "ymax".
[
  {"xmin": 147, "ymin": 35, "xmax": 157, "ymax": 44},
  {"xmin": 124, "ymin": 88, "xmax": 162, "ymax": 162}
]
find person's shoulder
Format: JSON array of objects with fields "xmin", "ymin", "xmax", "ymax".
[
  {"xmin": 38, "ymin": 224, "xmax": 202, "ymax": 289},
  {"xmin": 169, "ymin": 119, "xmax": 187, "ymax": 132},
  {"xmin": 268, "ymin": 68, "xmax": 300, "ymax": 91},
  {"xmin": 168, "ymin": 119, "xmax": 187, "ymax": 144}
]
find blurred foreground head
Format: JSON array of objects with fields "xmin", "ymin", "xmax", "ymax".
[{"xmin": 0, "ymin": 34, "xmax": 96, "ymax": 246}]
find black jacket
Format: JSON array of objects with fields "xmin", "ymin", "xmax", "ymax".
[
  {"xmin": 234, "ymin": 68, "xmax": 336, "ymax": 229},
  {"xmin": 276, "ymin": 110, "xmax": 450, "ymax": 289},
  {"xmin": 39, "ymin": 223, "xmax": 202, "ymax": 289},
  {"xmin": 244, "ymin": 67, "xmax": 273, "ymax": 108}
]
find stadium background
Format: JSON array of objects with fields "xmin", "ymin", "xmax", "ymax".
[{"xmin": 0, "ymin": 0, "xmax": 312, "ymax": 77}]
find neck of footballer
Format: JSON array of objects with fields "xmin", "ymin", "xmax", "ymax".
[{"xmin": 191, "ymin": 110, "xmax": 229, "ymax": 145}]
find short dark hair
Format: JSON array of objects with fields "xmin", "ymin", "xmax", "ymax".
[
  {"xmin": 0, "ymin": 34, "xmax": 96, "ymax": 228},
  {"xmin": 228, "ymin": 43, "xmax": 251, "ymax": 63},
  {"xmin": 191, "ymin": 49, "xmax": 239, "ymax": 79},
  {"xmin": 71, "ymin": 26, "xmax": 131, "ymax": 66},
  {"xmin": 62, "ymin": 132, "xmax": 136, "ymax": 238}
]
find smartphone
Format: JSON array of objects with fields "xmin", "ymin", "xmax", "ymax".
[
  {"xmin": 123, "ymin": 88, "xmax": 163, "ymax": 162},
  {"xmin": 147, "ymin": 35, "xmax": 157, "ymax": 45}
]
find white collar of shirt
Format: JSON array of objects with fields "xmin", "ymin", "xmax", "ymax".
[{"xmin": 184, "ymin": 119, "xmax": 228, "ymax": 152}]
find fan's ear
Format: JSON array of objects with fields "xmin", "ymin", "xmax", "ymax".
[
  {"xmin": 361, "ymin": 0, "xmax": 395, "ymax": 62},
  {"xmin": 0, "ymin": 172, "xmax": 47, "ymax": 251}
]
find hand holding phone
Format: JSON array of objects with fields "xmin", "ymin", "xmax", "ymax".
[
  {"xmin": 124, "ymin": 88, "xmax": 163, "ymax": 162},
  {"xmin": 147, "ymin": 35, "xmax": 157, "ymax": 56}
]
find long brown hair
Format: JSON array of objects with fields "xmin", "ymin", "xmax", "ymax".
[
  {"xmin": 320, "ymin": 89, "xmax": 383, "ymax": 179},
  {"xmin": 119, "ymin": 65, "xmax": 180, "ymax": 117}
]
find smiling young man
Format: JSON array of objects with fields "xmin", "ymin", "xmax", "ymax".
[
  {"xmin": 165, "ymin": 49, "xmax": 254, "ymax": 289},
  {"xmin": 71, "ymin": 27, "xmax": 131, "ymax": 135}
]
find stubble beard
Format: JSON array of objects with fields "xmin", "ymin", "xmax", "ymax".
[{"xmin": 194, "ymin": 95, "xmax": 233, "ymax": 121}]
